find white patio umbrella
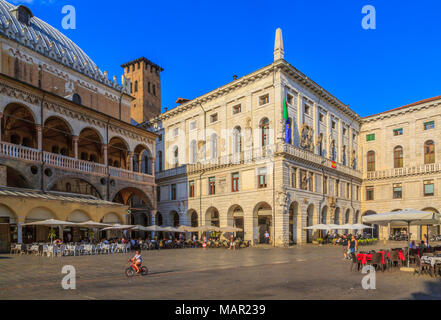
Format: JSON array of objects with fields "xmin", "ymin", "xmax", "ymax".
[
  {"xmin": 338, "ymin": 224, "xmax": 354, "ymax": 230},
  {"xmin": 349, "ymin": 224, "xmax": 374, "ymax": 230},
  {"xmin": 102, "ymin": 224, "xmax": 135, "ymax": 231},
  {"xmin": 362, "ymin": 209, "xmax": 441, "ymax": 268},
  {"xmin": 142, "ymin": 225, "xmax": 168, "ymax": 232},
  {"xmin": 161, "ymin": 226, "xmax": 182, "ymax": 233},
  {"xmin": 303, "ymin": 224, "xmax": 332, "ymax": 230},
  {"xmin": 75, "ymin": 221, "xmax": 113, "ymax": 229},
  {"xmin": 129, "ymin": 225, "xmax": 148, "ymax": 231},
  {"xmin": 326, "ymin": 224, "xmax": 341, "ymax": 230},
  {"xmin": 22, "ymin": 219, "xmax": 77, "ymax": 242},
  {"xmin": 177, "ymin": 225, "xmax": 199, "ymax": 232},
  {"xmin": 22, "ymin": 219, "xmax": 77, "ymax": 227},
  {"xmin": 220, "ymin": 226, "xmax": 243, "ymax": 232}
]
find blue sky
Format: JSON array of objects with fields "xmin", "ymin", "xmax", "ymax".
[{"xmin": 11, "ymin": 0, "xmax": 441, "ymax": 117}]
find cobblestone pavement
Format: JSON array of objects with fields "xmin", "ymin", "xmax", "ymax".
[{"xmin": 1, "ymin": 242, "xmax": 441, "ymax": 300}]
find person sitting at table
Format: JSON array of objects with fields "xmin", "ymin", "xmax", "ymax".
[
  {"xmin": 419, "ymin": 240, "xmax": 426, "ymax": 251},
  {"xmin": 409, "ymin": 240, "xmax": 417, "ymax": 249}
]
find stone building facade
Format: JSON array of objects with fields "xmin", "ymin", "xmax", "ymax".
[
  {"xmin": 360, "ymin": 96, "xmax": 441, "ymax": 240},
  {"xmin": 0, "ymin": 1, "xmax": 158, "ymax": 250},
  {"xmin": 122, "ymin": 57, "xmax": 163, "ymax": 124},
  {"xmin": 147, "ymin": 29, "xmax": 363, "ymax": 246}
]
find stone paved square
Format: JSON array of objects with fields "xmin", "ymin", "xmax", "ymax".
[{"xmin": 1, "ymin": 243, "xmax": 441, "ymax": 300}]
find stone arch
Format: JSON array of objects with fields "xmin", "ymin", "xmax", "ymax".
[
  {"xmin": 187, "ymin": 209, "xmax": 198, "ymax": 227},
  {"xmin": 344, "ymin": 208, "xmax": 351, "ymax": 233},
  {"xmin": 49, "ymin": 176, "xmax": 102, "ymax": 199},
  {"xmin": 289, "ymin": 201, "xmax": 300, "ymax": 244},
  {"xmin": 156, "ymin": 212, "xmax": 163, "ymax": 226},
  {"xmin": 24, "ymin": 207, "xmax": 57, "ymax": 243},
  {"xmin": 362, "ymin": 210, "xmax": 378, "ymax": 238},
  {"xmin": 26, "ymin": 207, "xmax": 57, "ymax": 222},
  {"xmin": 43, "ymin": 116, "xmax": 74, "ymax": 157},
  {"xmin": 321, "ymin": 206, "xmax": 328, "ymax": 224},
  {"xmin": 1, "ymin": 102, "xmax": 38, "ymax": 149},
  {"xmin": 334, "ymin": 207, "xmax": 341, "ymax": 225},
  {"xmin": 0, "ymin": 204, "xmax": 17, "ymax": 224},
  {"xmin": 205, "ymin": 207, "xmax": 220, "ymax": 227},
  {"xmin": 100, "ymin": 212, "xmax": 123, "ymax": 224},
  {"xmin": 227, "ymin": 205, "xmax": 244, "ymax": 238},
  {"xmin": 2, "ymin": 165, "xmax": 31, "ymax": 188},
  {"xmin": 170, "ymin": 210, "xmax": 180, "ymax": 227},
  {"xmin": 253, "ymin": 201, "xmax": 272, "ymax": 244},
  {"xmin": 112, "ymin": 187, "xmax": 152, "ymax": 207},
  {"xmin": 354, "ymin": 210, "xmax": 360, "ymax": 224},
  {"xmin": 133, "ymin": 144, "xmax": 153, "ymax": 174},
  {"xmin": 78, "ymin": 127, "xmax": 104, "ymax": 164},
  {"xmin": 306, "ymin": 204, "xmax": 315, "ymax": 243},
  {"xmin": 113, "ymin": 187, "xmax": 153, "ymax": 226},
  {"xmin": 67, "ymin": 210, "xmax": 91, "ymax": 223},
  {"xmin": 227, "ymin": 204, "xmax": 244, "ymax": 226},
  {"xmin": 108, "ymin": 136, "xmax": 129, "ymax": 169}
]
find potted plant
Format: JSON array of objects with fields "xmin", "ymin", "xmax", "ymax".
[{"xmin": 48, "ymin": 228, "xmax": 57, "ymax": 243}]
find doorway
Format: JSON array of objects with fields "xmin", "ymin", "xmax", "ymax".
[{"xmin": 258, "ymin": 216, "xmax": 272, "ymax": 244}]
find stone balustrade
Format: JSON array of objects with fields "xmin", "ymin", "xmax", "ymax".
[
  {"xmin": 365, "ymin": 163, "xmax": 441, "ymax": 180},
  {"xmin": 0, "ymin": 141, "xmax": 154, "ymax": 184},
  {"xmin": 0, "ymin": 141, "xmax": 41, "ymax": 162}
]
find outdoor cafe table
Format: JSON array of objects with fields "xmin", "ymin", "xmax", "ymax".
[
  {"xmin": 421, "ymin": 256, "xmax": 441, "ymax": 267},
  {"xmin": 357, "ymin": 250, "xmax": 405, "ymax": 265}
]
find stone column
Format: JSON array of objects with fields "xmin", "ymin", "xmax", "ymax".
[
  {"xmin": 128, "ymin": 152, "xmax": 134, "ymax": 171},
  {"xmin": 17, "ymin": 223, "xmax": 22, "ymax": 244},
  {"xmin": 73, "ymin": 136, "xmax": 79, "ymax": 159},
  {"xmin": 244, "ymin": 210, "xmax": 254, "ymax": 243},
  {"xmin": 0, "ymin": 112, "xmax": 3, "ymax": 143},
  {"xmin": 36, "ymin": 125, "xmax": 43, "ymax": 151},
  {"xmin": 150, "ymin": 157, "xmax": 155, "ymax": 175},
  {"xmin": 102, "ymin": 144, "xmax": 108, "ymax": 166}
]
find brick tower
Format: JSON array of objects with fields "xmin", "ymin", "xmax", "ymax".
[{"xmin": 121, "ymin": 57, "xmax": 163, "ymax": 123}]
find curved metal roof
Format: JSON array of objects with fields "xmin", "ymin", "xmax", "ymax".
[{"xmin": 0, "ymin": 0, "xmax": 123, "ymax": 91}]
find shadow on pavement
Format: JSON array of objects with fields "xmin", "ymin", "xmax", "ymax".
[{"xmin": 410, "ymin": 280, "xmax": 441, "ymax": 300}]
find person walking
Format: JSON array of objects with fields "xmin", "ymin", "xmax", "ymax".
[
  {"xmin": 229, "ymin": 235, "xmax": 236, "ymax": 250},
  {"xmin": 348, "ymin": 235, "xmax": 358, "ymax": 259},
  {"xmin": 264, "ymin": 231, "xmax": 270, "ymax": 244}
]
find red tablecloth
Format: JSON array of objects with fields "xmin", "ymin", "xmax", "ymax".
[
  {"xmin": 357, "ymin": 253, "xmax": 372, "ymax": 265},
  {"xmin": 357, "ymin": 251, "xmax": 405, "ymax": 265}
]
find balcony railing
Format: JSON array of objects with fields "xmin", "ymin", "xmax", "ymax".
[
  {"xmin": 162, "ymin": 143, "xmax": 361, "ymax": 179},
  {"xmin": 0, "ymin": 141, "xmax": 154, "ymax": 184},
  {"xmin": 156, "ymin": 165, "xmax": 188, "ymax": 180},
  {"xmin": 43, "ymin": 152, "xmax": 107, "ymax": 175},
  {"xmin": 109, "ymin": 166, "xmax": 155, "ymax": 184},
  {"xmin": 277, "ymin": 143, "xmax": 362, "ymax": 179},
  {"xmin": 0, "ymin": 142, "xmax": 41, "ymax": 162},
  {"xmin": 365, "ymin": 163, "xmax": 441, "ymax": 180}
]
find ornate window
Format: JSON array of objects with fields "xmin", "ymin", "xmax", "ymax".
[
  {"xmin": 173, "ymin": 147, "xmax": 179, "ymax": 168},
  {"xmin": 424, "ymin": 140, "xmax": 435, "ymax": 164},
  {"xmin": 260, "ymin": 118, "xmax": 269, "ymax": 147},
  {"xmin": 158, "ymin": 151, "xmax": 163, "ymax": 172},
  {"xmin": 233, "ymin": 126, "xmax": 242, "ymax": 154},
  {"xmin": 394, "ymin": 146, "xmax": 403, "ymax": 168},
  {"xmin": 367, "ymin": 151, "xmax": 375, "ymax": 172},
  {"xmin": 210, "ymin": 133, "xmax": 218, "ymax": 159},
  {"xmin": 190, "ymin": 140, "xmax": 197, "ymax": 164}
]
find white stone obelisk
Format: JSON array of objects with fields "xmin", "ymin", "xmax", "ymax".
[{"xmin": 274, "ymin": 28, "xmax": 284, "ymax": 61}]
